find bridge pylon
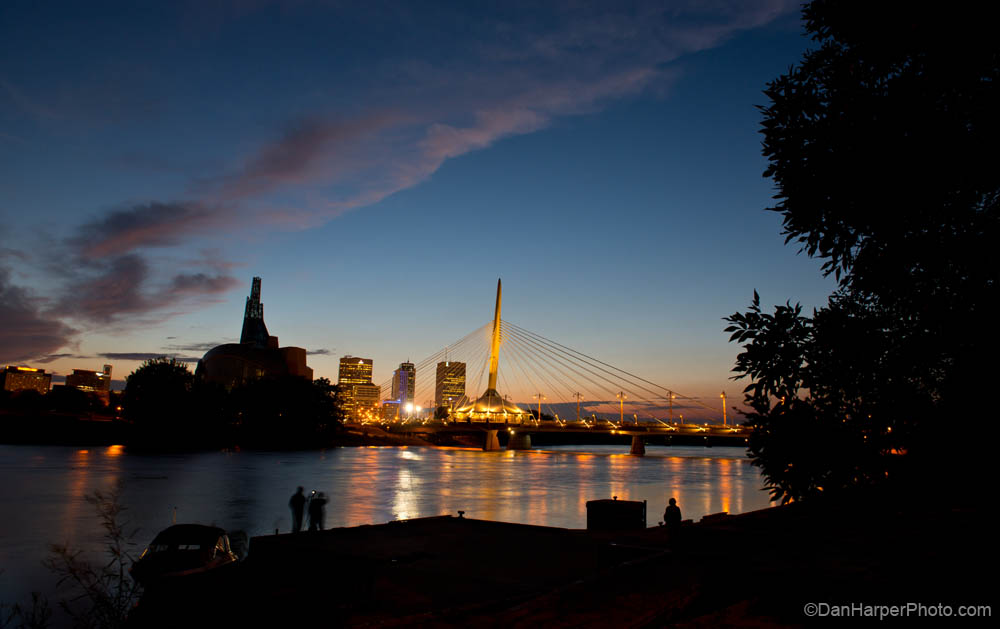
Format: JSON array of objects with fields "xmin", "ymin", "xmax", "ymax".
[
  {"xmin": 630, "ymin": 435, "xmax": 645, "ymax": 456},
  {"xmin": 483, "ymin": 430, "xmax": 501, "ymax": 451},
  {"xmin": 453, "ymin": 279, "xmax": 531, "ymax": 423}
]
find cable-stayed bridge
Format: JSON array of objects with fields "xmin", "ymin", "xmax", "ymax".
[{"xmin": 363, "ymin": 279, "xmax": 748, "ymax": 453}]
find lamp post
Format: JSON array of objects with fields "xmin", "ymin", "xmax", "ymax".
[
  {"xmin": 720, "ymin": 391, "xmax": 727, "ymax": 426},
  {"xmin": 574, "ymin": 392, "xmax": 582, "ymax": 422},
  {"xmin": 668, "ymin": 391, "xmax": 675, "ymax": 422},
  {"xmin": 617, "ymin": 392, "xmax": 626, "ymax": 426},
  {"xmin": 533, "ymin": 393, "xmax": 545, "ymax": 423}
]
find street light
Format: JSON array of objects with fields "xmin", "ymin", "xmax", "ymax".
[
  {"xmin": 617, "ymin": 392, "xmax": 627, "ymax": 425},
  {"xmin": 720, "ymin": 391, "xmax": 727, "ymax": 426},
  {"xmin": 533, "ymin": 393, "xmax": 545, "ymax": 423}
]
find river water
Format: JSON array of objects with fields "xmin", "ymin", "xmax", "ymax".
[{"xmin": 0, "ymin": 443, "xmax": 773, "ymax": 609}]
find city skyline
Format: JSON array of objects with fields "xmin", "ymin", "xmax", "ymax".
[{"xmin": 0, "ymin": 2, "xmax": 835, "ymax": 415}]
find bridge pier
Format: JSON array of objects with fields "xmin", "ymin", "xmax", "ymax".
[
  {"xmin": 507, "ymin": 431, "xmax": 531, "ymax": 450},
  {"xmin": 483, "ymin": 430, "xmax": 501, "ymax": 452},
  {"xmin": 629, "ymin": 435, "xmax": 645, "ymax": 456}
]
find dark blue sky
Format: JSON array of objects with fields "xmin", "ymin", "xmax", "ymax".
[{"xmin": 0, "ymin": 1, "xmax": 834, "ymax": 419}]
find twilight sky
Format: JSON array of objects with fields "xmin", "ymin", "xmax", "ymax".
[{"xmin": 0, "ymin": 1, "xmax": 835, "ymax": 419}]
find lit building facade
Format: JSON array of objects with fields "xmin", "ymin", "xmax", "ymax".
[
  {"xmin": 337, "ymin": 356, "xmax": 376, "ymax": 419},
  {"xmin": 435, "ymin": 361, "xmax": 466, "ymax": 409},
  {"xmin": 65, "ymin": 364, "xmax": 113, "ymax": 402},
  {"xmin": 391, "ymin": 362, "xmax": 415, "ymax": 407},
  {"xmin": 380, "ymin": 400, "xmax": 400, "ymax": 420},
  {"xmin": 1, "ymin": 366, "xmax": 52, "ymax": 394},
  {"xmin": 353, "ymin": 383, "xmax": 381, "ymax": 419},
  {"xmin": 338, "ymin": 357, "xmax": 373, "ymax": 386}
]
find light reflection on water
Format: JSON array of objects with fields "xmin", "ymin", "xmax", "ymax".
[{"xmin": 0, "ymin": 443, "xmax": 772, "ymax": 606}]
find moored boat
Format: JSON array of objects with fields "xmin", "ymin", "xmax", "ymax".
[{"xmin": 131, "ymin": 524, "xmax": 247, "ymax": 587}]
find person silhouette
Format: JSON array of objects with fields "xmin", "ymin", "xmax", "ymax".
[
  {"xmin": 289, "ymin": 487, "xmax": 306, "ymax": 533},
  {"xmin": 664, "ymin": 497, "xmax": 681, "ymax": 537},
  {"xmin": 308, "ymin": 491, "xmax": 327, "ymax": 531}
]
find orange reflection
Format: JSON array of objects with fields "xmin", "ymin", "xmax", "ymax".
[
  {"xmin": 719, "ymin": 457, "xmax": 732, "ymax": 515},
  {"xmin": 340, "ymin": 447, "xmax": 381, "ymax": 525},
  {"xmin": 297, "ymin": 445, "xmax": 770, "ymax": 531}
]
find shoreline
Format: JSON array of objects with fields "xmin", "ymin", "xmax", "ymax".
[
  {"xmin": 1, "ymin": 418, "xmax": 748, "ymax": 452},
  {"xmin": 130, "ymin": 490, "xmax": 993, "ymax": 627},
  {"xmin": 0, "ymin": 415, "xmax": 433, "ymax": 449}
]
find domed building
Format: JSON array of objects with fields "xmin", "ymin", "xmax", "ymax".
[
  {"xmin": 451, "ymin": 388, "xmax": 529, "ymax": 422},
  {"xmin": 196, "ymin": 277, "xmax": 312, "ymax": 388}
]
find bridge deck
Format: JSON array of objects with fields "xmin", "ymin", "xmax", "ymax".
[{"xmin": 355, "ymin": 419, "xmax": 749, "ymax": 436}]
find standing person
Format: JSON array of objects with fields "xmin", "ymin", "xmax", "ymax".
[
  {"xmin": 308, "ymin": 491, "xmax": 327, "ymax": 531},
  {"xmin": 664, "ymin": 497, "xmax": 682, "ymax": 538},
  {"xmin": 289, "ymin": 487, "xmax": 306, "ymax": 533}
]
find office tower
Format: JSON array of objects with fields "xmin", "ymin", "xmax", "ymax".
[
  {"xmin": 338, "ymin": 356, "xmax": 373, "ymax": 386},
  {"xmin": 338, "ymin": 356, "xmax": 375, "ymax": 419},
  {"xmin": 352, "ymin": 383, "xmax": 381, "ymax": 418},
  {"xmin": 435, "ymin": 361, "xmax": 466, "ymax": 409},
  {"xmin": 391, "ymin": 362, "xmax": 415, "ymax": 407}
]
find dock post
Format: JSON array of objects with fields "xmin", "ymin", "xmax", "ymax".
[
  {"xmin": 630, "ymin": 435, "xmax": 645, "ymax": 456},
  {"xmin": 483, "ymin": 430, "xmax": 501, "ymax": 451}
]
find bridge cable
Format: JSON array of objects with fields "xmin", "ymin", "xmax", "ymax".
[{"xmin": 504, "ymin": 320, "xmax": 719, "ymax": 414}]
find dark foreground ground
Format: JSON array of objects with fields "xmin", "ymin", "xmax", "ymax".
[{"xmin": 130, "ymin": 491, "xmax": 994, "ymax": 628}]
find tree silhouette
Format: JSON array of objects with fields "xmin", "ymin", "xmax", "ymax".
[
  {"xmin": 727, "ymin": 1, "xmax": 999, "ymax": 502},
  {"xmin": 46, "ymin": 385, "xmax": 100, "ymax": 415},
  {"xmin": 122, "ymin": 357, "xmax": 194, "ymax": 442},
  {"xmin": 229, "ymin": 376, "xmax": 344, "ymax": 447}
]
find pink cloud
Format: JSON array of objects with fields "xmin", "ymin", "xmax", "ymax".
[
  {"xmin": 421, "ymin": 108, "xmax": 549, "ymax": 163},
  {"xmin": 0, "ymin": 268, "xmax": 78, "ymax": 362},
  {"xmin": 53, "ymin": 254, "xmax": 239, "ymax": 326},
  {"xmin": 205, "ymin": 113, "xmax": 401, "ymax": 202},
  {"xmin": 70, "ymin": 201, "xmax": 224, "ymax": 259}
]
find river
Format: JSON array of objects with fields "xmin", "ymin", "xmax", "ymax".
[{"xmin": 0, "ymin": 443, "xmax": 773, "ymax": 609}]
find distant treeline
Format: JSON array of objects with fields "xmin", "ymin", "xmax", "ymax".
[
  {"xmin": 0, "ymin": 386, "xmax": 124, "ymax": 445},
  {"xmin": 0, "ymin": 384, "xmax": 120, "ymax": 416},
  {"xmin": 121, "ymin": 357, "xmax": 345, "ymax": 450},
  {"xmin": 0, "ymin": 358, "xmax": 345, "ymax": 450}
]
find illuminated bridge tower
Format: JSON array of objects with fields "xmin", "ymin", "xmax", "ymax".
[{"xmin": 453, "ymin": 279, "xmax": 530, "ymax": 449}]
